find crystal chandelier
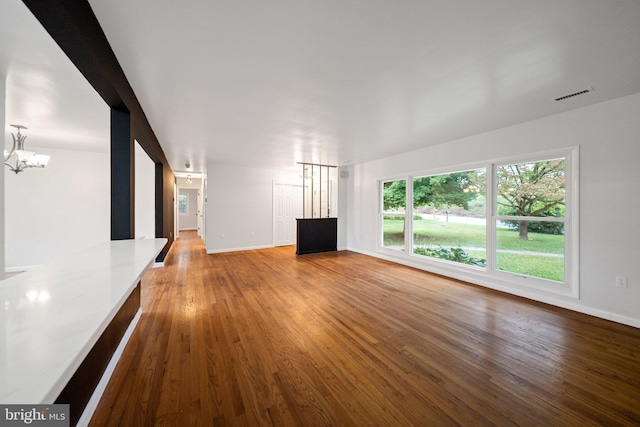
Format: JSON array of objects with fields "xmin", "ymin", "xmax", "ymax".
[{"xmin": 4, "ymin": 124, "xmax": 51, "ymax": 174}]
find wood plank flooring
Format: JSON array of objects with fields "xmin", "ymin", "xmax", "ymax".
[{"xmin": 90, "ymin": 231, "xmax": 640, "ymax": 426}]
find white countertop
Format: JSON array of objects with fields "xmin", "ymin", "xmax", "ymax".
[{"xmin": 0, "ymin": 238, "xmax": 167, "ymax": 404}]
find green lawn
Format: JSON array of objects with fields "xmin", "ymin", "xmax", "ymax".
[
  {"xmin": 496, "ymin": 253, "xmax": 564, "ymax": 282},
  {"xmin": 383, "ymin": 218, "xmax": 564, "ymax": 282}
]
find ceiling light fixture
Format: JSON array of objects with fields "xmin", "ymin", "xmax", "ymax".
[{"xmin": 4, "ymin": 125, "xmax": 51, "ymax": 174}]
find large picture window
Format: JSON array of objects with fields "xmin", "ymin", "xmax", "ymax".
[
  {"xmin": 495, "ymin": 158, "xmax": 566, "ymax": 282},
  {"xmin": 378, "ymin": 148, "xmax": 578, "ymax": 296},
  {"xmin": 412, "ymin": 169, "xmax": 486, "ymax": 267}
]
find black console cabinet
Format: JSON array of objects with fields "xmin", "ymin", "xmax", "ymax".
[{"xmin": 296, "ymin": 218, "xmax": 338, "ymax": 255}]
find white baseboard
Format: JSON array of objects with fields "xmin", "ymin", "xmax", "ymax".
[
  {"xmin": 77, "ymin": 308, "xmax": 142, "ymax": 427},
  {"xmin": 345, "ymin": 246, "xmax": 640, "ymax": 330},
  {"xmin": 206, "ymin": 244, "xmax": 273, "ymax": 254}
]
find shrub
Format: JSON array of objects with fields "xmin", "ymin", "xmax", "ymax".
[
  {"xmin": 383, "ymin": 215, "xmax": 423, "ymax": 220},
  {"xmin": 414, "ymin": 246, "xmax": 486, "ymax": 267}
]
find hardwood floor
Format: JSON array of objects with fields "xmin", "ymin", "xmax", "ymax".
[{"xmin": 90, "ymin": 231, "xmax": 640, "ymax": 426}]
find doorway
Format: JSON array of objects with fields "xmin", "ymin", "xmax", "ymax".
[
  {"xmin": 273, "ymin": 183, "xmax": 303, "ymax": 246},
  {"xmin": 176, "ymin": 174, "xmax": 205, "ymax": 239}
]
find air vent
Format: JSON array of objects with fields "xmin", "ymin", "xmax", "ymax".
[{"xmin": 555, "ymin": 88, "xmax": 593, "ymax": 102}]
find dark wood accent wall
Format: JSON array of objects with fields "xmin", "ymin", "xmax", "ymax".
[
  {"xmin": 22, "ymin": 0, "xmax": 175, "ymax": 260},
  {"xmin": 296, "ymin": 218, "xmax": 338, "ymax": 255},
  {"xmin": 156, "ymin": 163, "xmax": 175, "ymax": 260},
  {"xmin": 111, "ymin": 109, "xmax": 133, "ymax": 240}
]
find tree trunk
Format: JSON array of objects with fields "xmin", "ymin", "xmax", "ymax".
[{"xmin": 518, "ymin": 220, "xmax": 529, "ymax": 240}]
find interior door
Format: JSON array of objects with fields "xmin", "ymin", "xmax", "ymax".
[{"xmin": 274, "ymin": 184, "xmax": 294, "ymax": 246}]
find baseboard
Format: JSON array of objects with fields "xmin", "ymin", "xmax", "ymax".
[
  {"xmin": 76, "ymin": 308, "xmax": 142, "ymax": 427},
  {"xmin": 153, "ymin": 261, "xmax": 164, "ymax": 268},
  {"xmin": 610, "ymin": 313, "xmax": 640, "ymax": 328},
  {"xmin": 206, "ymin": 244, "xmax": 274, "ymax": 254},
  {"xmin": 346, "ymin": 246, "xmax": 640, "ymax": 330}
]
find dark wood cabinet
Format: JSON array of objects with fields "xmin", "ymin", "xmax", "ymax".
[{"xmin": 296, "ymin": 218, "xmax": 338, "ymax": 255}]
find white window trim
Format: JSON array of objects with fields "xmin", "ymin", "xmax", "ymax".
[
  {"xmin": 379, "ymin": 177, "xmax": 408, "ymax": 253},
  {"xmin": 377, "ymin": 147, "xmax": 579, "ymax": 299}
]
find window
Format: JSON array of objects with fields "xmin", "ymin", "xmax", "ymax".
[
  {"xmin": 412, "ymin": 168, "xmax": 486, "ymax": 267},
  {"xmin": 378, "ymin": 148, "xmax": 578, "ymax": 296},
  {"xmin": 178, "ymin": 193, "xmax": 189, "ymax": 215},
  {"xmin": 495, "ymin": 158, "xmax": 566, "ymax": 282},
  {"xmin": 381, "ymin": 179, "xmax": 406, "ymax": 251}
]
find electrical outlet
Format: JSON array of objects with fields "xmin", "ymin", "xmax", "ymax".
[{"xmin": 615, "ymin": 276, "xmax": 628, "ymax": 288}]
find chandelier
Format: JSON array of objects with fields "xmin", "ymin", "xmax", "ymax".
[{"xmin": 4, "ymin": 124, "xmax": 51, "ymax": 174}]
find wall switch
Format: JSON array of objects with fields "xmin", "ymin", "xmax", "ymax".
[{"xmin": 615, "ymin": 276, "xmax": 628, "ymax": 288}]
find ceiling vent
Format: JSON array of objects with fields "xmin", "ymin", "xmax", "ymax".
[{"xmin": 554, "ymin": 88, "xmax": 593, "ymax": 102}]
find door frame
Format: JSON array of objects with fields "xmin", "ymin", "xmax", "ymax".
[{"xmin": 272, "ymin": 181, "xmax": 303, "ymax": 247}]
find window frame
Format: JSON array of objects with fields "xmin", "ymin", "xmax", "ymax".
[
  {"xmin": 490, "ymin": 149, "xmax": 578, "ymax": 296},
  {"xmin": 377, "ymin": 147, "xmax": 579, "ymax": 298},
  {"xmin": 411, "ymin": 167, "xmax": 488, "ymax": 269},
  {"xmin": 379, "ymin": 177, "xmax": 409, "ymax": 252}
]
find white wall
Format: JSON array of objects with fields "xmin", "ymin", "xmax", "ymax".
[
  {"xmin": 346, "ymin": 93, "xmax": 640, "ymax": 327},
  {"xmin": 134, "ymin": 141, "xmax": 155, "ymax": 239},
  {"xmin": 337, "ymin": 166, "xmax": 350, "ymax": 250},
  {"xmin": 205, "ymin": 164, "xmax": 298, "ymax": 253},
  {"xmin": 0, "ymin": 76, "xmax": 5, "ymax": 278},
  {"xmin": 5, "ymin": 145, "xmax": 110, "ymax": 270}
]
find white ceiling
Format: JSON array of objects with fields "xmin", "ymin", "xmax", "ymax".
[
  {"xmin": 1, "ymin": 0, "xmax": 109, "ymax": 153},
  {"xmin": 4, "ymin": 1, "xmax": 640, "ymax": 174},
  {"xmin": 86, "ymin": 0, "xmax": 640, "ymax": 174}
]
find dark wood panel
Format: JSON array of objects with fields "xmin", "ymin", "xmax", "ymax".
[
  {"xmin": 90, "ymin": 231, "xmax": 640, "ymax": 426},
  {"xmin": 56, "ymin": 284, "xmax": 140, "ymax": 426},
  {"xmin": 110, "ymin": 108, "xmax": 133, "ymax": 240},
  {"xmin": 296, "ymin": 218, "xmax": 337, "ymax": 255}
]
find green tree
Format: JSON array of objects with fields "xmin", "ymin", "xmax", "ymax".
[
  {"xmin": 413, "ymin": 170, "xmax": 484, "ymax": 213},
  {"xmin": 496, "ymin": 159, "xmax": 565, "ymax": 240},
  {"xmin": 383, "ymin": 180, "xmax": 407, "ymax": 240},
  {"xmin": 383, "ymin": 180, "xmax": 406, "ymax": 211}
]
